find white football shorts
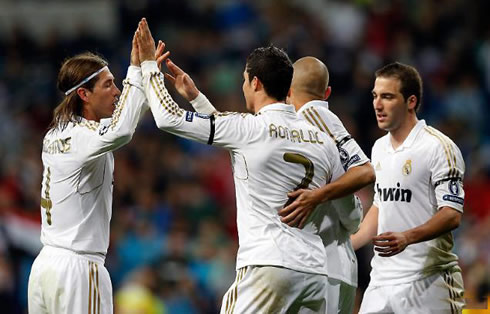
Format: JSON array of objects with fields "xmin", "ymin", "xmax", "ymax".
[
  {"xmin": 220, "ymin": 265, "xmax": 329, "ymax": 314},
  {"xmin": 359, "ymin": 269, "xmax": 464, "ymax": 314},
  {"xmin": 28, "ymin": 245, "xmax": 113, "ymax": 314},
  {"xmin": 327, "ymin": 277, "xmax": 356, "ymax": 314}
]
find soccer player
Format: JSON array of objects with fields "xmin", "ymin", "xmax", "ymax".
[
  {"xmin": 136, "ymin": 18, "xmax": 344, "ymax": 313},
  {"xmin": 284, "ymin": 56, "xmax": 374, "ymax": 314},
  {"xmin": 27, "ymin": 33, "xmax": 167, "ymax": 313},
  {"xmin": 352, "ymin": 62, "xmax": 465, "ymax": 313},
  {"xmin": 164, "ymin": 54, "xmax": 375, "ymax": 314}
]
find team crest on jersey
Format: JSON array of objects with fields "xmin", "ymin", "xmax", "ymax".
[
  {"xmin": 449, "ymin": 180, "xmax": 460, "ymax": 195},
  {"xmin": 402, "ymin": 159, "xmax": 412, "ymax": 176}
]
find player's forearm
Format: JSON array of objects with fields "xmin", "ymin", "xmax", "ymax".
[
  {"xmin": 351, "ymin": 205, "xmax": 378, "ymax": 250},
  {"xmin": 402, "ymin": 206, "xmax": 461, "ymax": 245},
  {"xmin": 317, "ymin": 162, "xmax": 375, "ymax": 202},
  {"xmin": 90, "ymin": 66, "xmax": 147, "ymax": 155},
  {"xmin": 141, "ymin": 61, "xmax": 185, "ymax": 129},
  {"xmin": 141, "ymin": 60, "xmax": 216, "ymax": 145},
  {"xmin": 190, "ymin": 92, "xmax": 218, "ymax": 115}
]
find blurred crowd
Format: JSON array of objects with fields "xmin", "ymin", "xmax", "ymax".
[{"xmin": 0, "ymin": 0, "xmax": 489, "ymax": 313}]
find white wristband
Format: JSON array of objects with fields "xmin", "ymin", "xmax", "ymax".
[{"xmin": 190, "ymin": 92, "xmax": 217, "ymax": 115}]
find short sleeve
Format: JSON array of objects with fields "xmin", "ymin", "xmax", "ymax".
[{"xmin": 430, "ymin": 139, "xmax": 465, "ymax": 212}]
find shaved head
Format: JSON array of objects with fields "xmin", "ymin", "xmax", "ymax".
[{"xmin": 291, "ymin": 57, "xmax": 329, "ymax": 100}]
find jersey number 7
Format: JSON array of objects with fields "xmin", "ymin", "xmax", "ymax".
[{"xmin": 283, "ymin": 152, "xmax": 314, "ymax": 206}]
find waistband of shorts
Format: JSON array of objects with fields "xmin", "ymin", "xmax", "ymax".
[{"xmin": 41, "ymin": 245, "xmax": 106, "ymax": 264}]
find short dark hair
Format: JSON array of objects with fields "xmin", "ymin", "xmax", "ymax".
[
  {"xmin": 50, "ymin": 52, "xmax": 108, "ymax": 130},
  {"xmin": 245, "ymin": 45, "xmax": 293, "ymax": 101},
  {"xmin": 375, "ymin": 62, "xmax": 423, "ymax": 112}
]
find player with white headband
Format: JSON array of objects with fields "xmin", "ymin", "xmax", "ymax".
[
  {"xmin": 64, "ymin": 65, "xmax": 109, "ymax": 96},
  {"xmin": 27, "ymin": 29, "xmax": 168, "ymax": 313}
]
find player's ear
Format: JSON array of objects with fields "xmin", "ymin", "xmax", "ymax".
[
  {"xmin": 77, "ymin": 88, "xmax": 90, "ymax": 102},
  {"xmin": 252, "ymin": 76, "xmax": 260, "ymax": 91},
  {"xmin": 324, "ymin": 86, "xmax": 332, "ymax": 100},
  {"xmin": 407, "ymin": 95, "xmax": 417, "ymax": 110}
]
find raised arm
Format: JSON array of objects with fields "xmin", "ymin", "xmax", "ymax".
[
  {"xmin": 135, "ymin": 18, "xmax": 253, "ymax": 150},
  {"xmin": 82, "ymin": 32, "xmax": 147, "ymax": 161},
  {"xmin": 164, "ymin": 58, "xmax": 217, "ymax": 115}
]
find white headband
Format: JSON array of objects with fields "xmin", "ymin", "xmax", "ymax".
[{"xmin": 64, "ymin": 66, "xmax": 108, "ymax": 96}]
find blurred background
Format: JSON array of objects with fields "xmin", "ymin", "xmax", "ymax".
[{"xmin": 0, "ymin": 0, "xmax": 489, "ymax": 313}]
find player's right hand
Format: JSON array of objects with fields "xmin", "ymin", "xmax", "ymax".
[
  {"xmin": 279, "ymin": 188, "xmax": 322, "ymax": 228},
  {"xmin": 136, "ymin": 18, "xmax": 156, "ymax": 62}
]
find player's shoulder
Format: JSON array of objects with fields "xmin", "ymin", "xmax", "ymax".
[
  {"xmin": 215, "ymin": 111, "xmax": 252, "ymax": 119},
  {"xmin": 420, "ymin": 124, "xmax": 461, "ymax": 154},
  {"xmin": 299, "ymin": 100, "xmax": 332, "ymax": 117},
  {"xmin": 372, "ymin": 133, "xmax": 390, "ymax": 152}
]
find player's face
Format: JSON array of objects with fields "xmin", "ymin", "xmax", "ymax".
[
  {"xmin": 372, "ymin": 77, "xmax": 408, "ymax": 132},
  {"xmin": 85, "ymin": 69, "xmax": 121, "ymax": 121},
  {"xmin": 242, "ymin": 68, "xmax": 255, "ymax": 113}
]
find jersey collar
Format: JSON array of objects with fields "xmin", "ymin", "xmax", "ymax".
[
  {"xmin": 257, "ymin": 103, "xmax": 296, "ymax": 115},
  {"xmin": 387, "ymin": 119, "xmax": 426, "ymax": 152},
  {"xmin": 296, "ymin": 100, "xmax": 329, "ymax": 114}
]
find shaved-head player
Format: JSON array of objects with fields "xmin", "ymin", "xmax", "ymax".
[{"xmin": 282, "ymin": 56, "xmax": 374, "ymax": 314}]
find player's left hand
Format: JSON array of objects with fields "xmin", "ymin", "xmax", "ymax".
[
  {"xmin": 164, "ymin": 58, "xmax": 200, "ymax": 101},
  {"xmin": 278, "ymin": 188, "xmax": 322, "ymax": 228},
  {"xmin": 130, "ymin": 31, "xmax": 140, "ymax": 66},
  {"xmin": 155, "ymin": 40, "xmax": 170, "ymax": 70},
  {"xmin": 372, "ymin": 231, "xmax": 409, "ymax": 257}
]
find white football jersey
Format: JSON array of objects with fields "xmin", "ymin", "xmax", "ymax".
[
  {"xmin": 297, "ymin": 100, "xmax": 368, "ymax": 171},
  {"xmin": 370, "ymin": 119, "xmax": 465, "ymax": 285},
  {"xmin": 40, "ymin": 66, "xmax": 146, "ymax": 255},
  {"xmin": 142, "ymin": 61, "xmax": 344, "ymax": 275},
  {"xmin": 298, "ymin": 100, "xmax": 369, "ymax": 286}
]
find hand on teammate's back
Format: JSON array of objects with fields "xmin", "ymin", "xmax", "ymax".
[{"xmin": 278, "ymin": 188, "xmax": 323, "ymax": 228}]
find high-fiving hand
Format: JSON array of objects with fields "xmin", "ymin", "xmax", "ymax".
[
  {"xmin": 132, "ymin": 19, "xmax": 170, "ymax": 68},
  {"xmin": 134, "ymin": 18, "xmax": 198, "ymax": 101},
  {"xmin": 164, "ymin": 59, "xmax": 199, "ymax": 101},
  {"xmin": 136, "ymin": 18, "xmax": 156, "ymax": 63}
]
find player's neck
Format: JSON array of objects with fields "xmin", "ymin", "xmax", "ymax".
[
  {"xmin": 82, "ymin": 106, "xmax": 100, "ymax": 122},
  {"xmin": 294, "ymin": 95, "xmax": 318, "ymax": 111},
  {"xmin": 389, "ymin": 114, "xmax": 418, "ymax": 150},
  {"xmin": 254, "ymin": 95, "xmax": 285, "ymax": 113}
]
